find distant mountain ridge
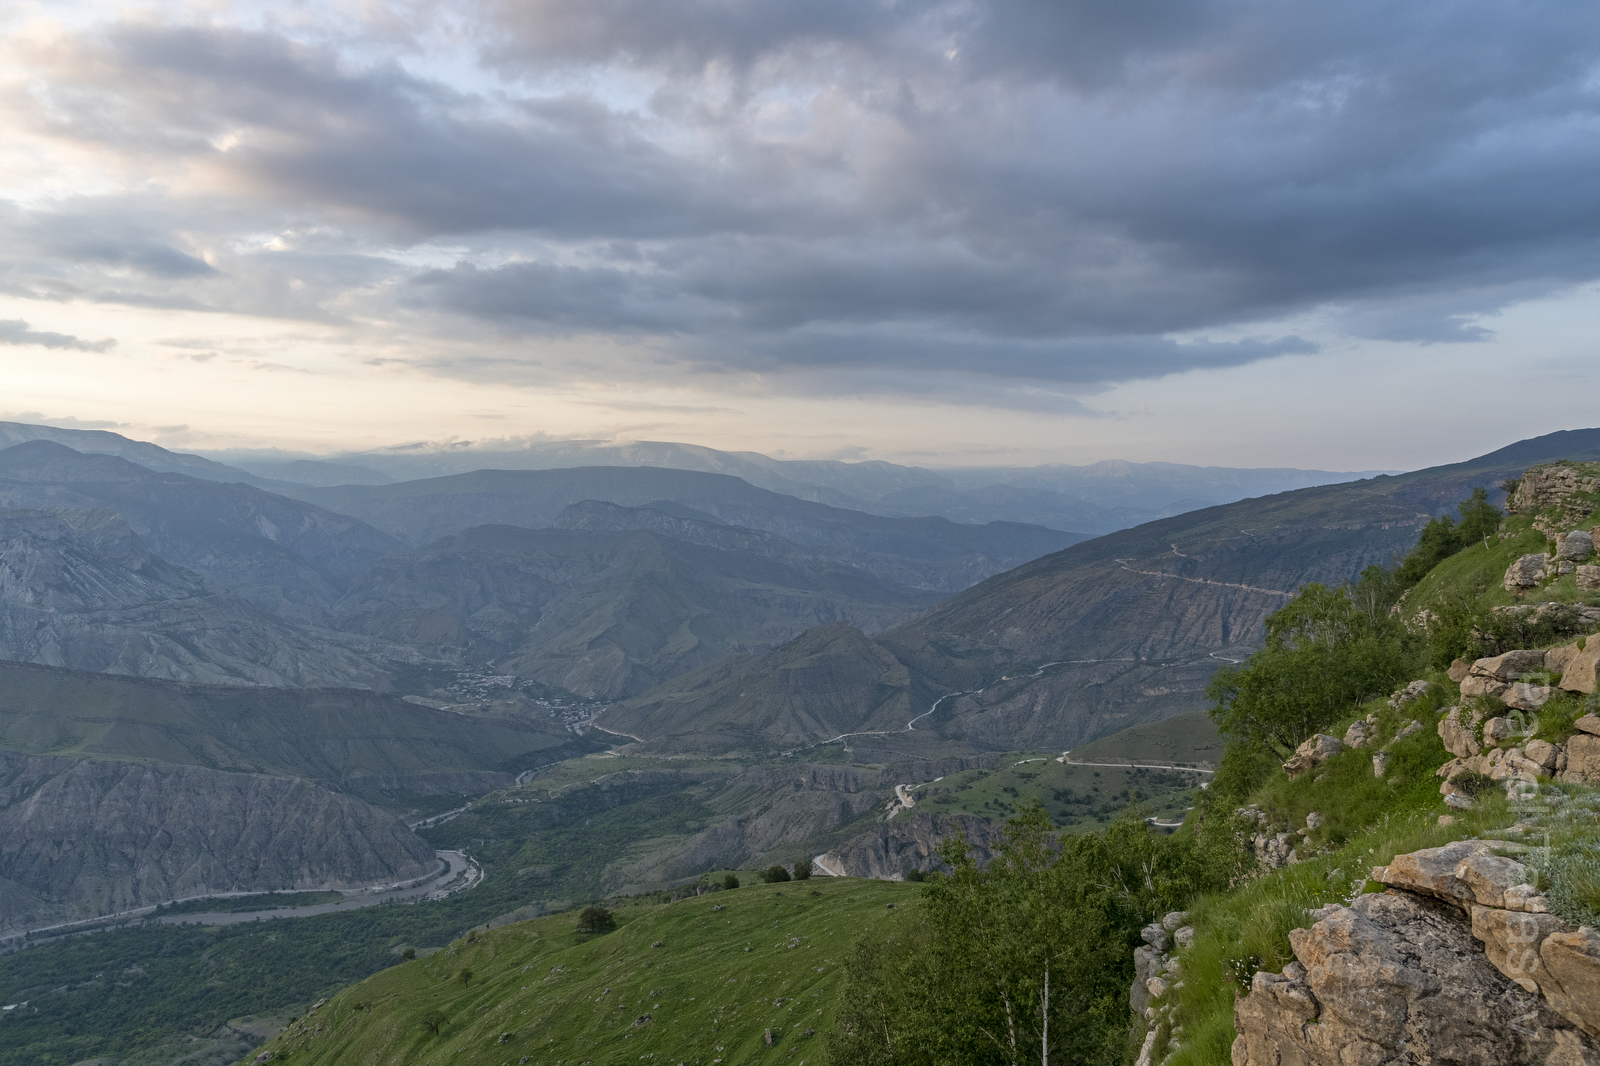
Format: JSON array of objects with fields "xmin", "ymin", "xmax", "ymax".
[{"xmin": 600, "ymin": 427, "xmax": 1600, "ymax": 758}]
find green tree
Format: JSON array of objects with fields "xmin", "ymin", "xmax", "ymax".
[
  {"xmin": 792, "ymin": 858, "xmax": 813, "ymax": 880},
  {"xmin": 722, "ymin": 872, "xmax": 740, "ymax": 890},
  {"xmin": 400, "ymin": 947, "xmax": 416, "ymax": 961},
  {"xmin": 421, "ymin": 1008, "xmax": 448, "ymax": 1035},
  {"xmin": 456, "ymin": 967, "xmax": 473, "ymax": 987},
  {"xmin": 575, "ymin": 906, "xmax": 616, "ymax": 934},
  {"xmin": 764, "ymin": 865, "xmax": 791, "ymax": 884},
  {"xmin": 829, "ymin": 804, "xmax": 1229, "ymax": 1066},
  {"xmin": 1207, "ymin": 582, "xmax": 1415, "ymax": 755}
]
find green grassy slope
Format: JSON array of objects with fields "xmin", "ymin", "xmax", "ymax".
[{"xmin": 255, "ymin": 878, "xmax": 918, "ymax": 1066}]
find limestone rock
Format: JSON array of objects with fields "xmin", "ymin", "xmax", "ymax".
[
  {"xmin": 1230, "ymin": 891, "xmax": 1597, "ymax": 1066},
  {"xmin": 1461, "ymin": 675, "xmax": 1511, "ymax": 701},
  {"xmin": 1162, "ymin": 911, "xmax": 1190, "ymax": 932},
  {"xmin": 1579, "ymin": 565, "xmax": 1600, "ymax": 591},
  {"xmin": 1141, "ymin": 922, "xmax": 1170, "ymax": 951},
  {"xmin": 1541, "ymin": 928, "xmax": 1600, "ymax": 1038},
  {"xmin": 1472, "ymin": 649, "xmax": 1549, "ymax": 681},
  {"xmin": 1558, "ymin": 734, "xmax": 1600, "ymax": 785},
  {"xmin": 1549, "ymin": 644, "xmax": 1582, "ymax": 676},
  {"xmin": 1483, "ymin": 716, "xmax": 1516, "ymax": 745},
  {"xmin": 1470, "ymin": 904, "xmax": 1571, "ymax": 992},
  {"xmin": 1526, "ymin": 739, "xmax": 1561, "ymax": 771},
  {"xmin": 1576, "ymin": 715, "xmax": 1600, "ymax": 736},
  {"xmin": 1449, "ymin": 658, "xmax": 1473, "ymax": 683},
  {"xmin": 1505, "ymin": 553, "xmax": 1550, "ymax": 591},
  {"xmin": 1562, "ymin": 650, "xmax": 1600, "ymax": 695},
  {"xmin": 1557, "ymin": 530, "xmax": 1594, "ymax": 561},
  {"xmin": 1343, "ymin": 719, "xmax": 1374, "ymax": 748},
  {"xmin": 1373, "ymin": 751, "xmax": 1390, "ymax": 777},
  {"xmin": 1374, "ymin": 839, "xmax": 1527, "ymax": 909},
  {"xmin": 1440, "ymin": 705, "xmax": 1485, "ymax": 758},
  {"xmin": 1390, "ymin": 680, "xmax": 1431, "ymax": 707},
  {"xmin": 1174, "ymin": 926, "xmax": 1195, "ymax": 950},
  {"xmin": 1284, "ymin": 734, "xmax": 1344, "ymax": 778},
  {"xmin": 1504, "ymin": 682, "xmax": 1553, "ymax": 712},
  {"xmin": 1130, "ymin": 944, "xmax": 1162, "ymax": 1013}
]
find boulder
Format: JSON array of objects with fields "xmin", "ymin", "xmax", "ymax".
[
  {"xmin": 1504, "ymin": 553, "xmax": 1550, "ymax": 591},
  {"xmin": 1576, "ymin": 714, "xmax": 1600, "ymax": 736},
  {"xmin": 1161, "ymin": 911, "xmax": 1190, "ymax": 932},
  {"xmin": 1343, "ymin": 719, "xmax": 1374, "ymax": 748},
  {"xmin": 1549, "ymin": 643, "xmax": 1583, "ymax": 676},
  {"xmin": 1472, "ymin": 649, "xmax": 1549, "ymax": 681},
  {"xmin": 1483, "ymin": 716, "xmax": 1516, "ymax": 745},
  {"xmin": 1460, "ymin": 675, "xmax": 1511, "ymax": 700},
  {"xmin": 1449, "ymin": 658, "xmax": 1473, "ymax": 683},
  {"xmin": 1525, "ymin": 739, "xmax": 1561, "ymax": 771},
  {"xmin": 1140, "ymin": 922, "xmax": 1169, "ymax": 951},
  {"xmin": 1174, "ymin": 926, "xmax": 1195, "ymax": 951},
  {"xmin": 1557, "ymin": 530, "xmax": 1594, "ymax": 561},
  {"xmin": 1230, "ymin": 892, "xmax": 1597, "ymax": 1066},
  {"xmin": 1579, "ymin": 565, "xmax": 1600, "ymax": 591},
  {"xmin": 1471, "ymin": 904, "xmax": 1572, "ymax": 992},
  {"xmin": 1440, "ymin": 705, "xmax": 1485, "ymax": 758},
  {"xmin": 1504, "ymin": 682, "xmax": 1553, "ymax": 712},
  {"xmin": 1283, "ymin": 734, "xmax": 1345, "ymax": 777},
  {"xmin": 1541, "ymin": 928, "xmax": 1600, "ymax": 1038},
  {"xmin": 1130, "ymin": 944, "xmax": 1162, "ymax": 1013},
  {"xmin": 1558, "ymin": 734, "xmax": 1600, "ymax": 785},
  {"xmin": 1373, "ymin": 751, "xmax": 1390, "ymax": 777},
  {"xmin": 1560, "ymin": 648, "xmax": 1600, "ymax": 694},
  {"xmin": 1391, "ymin": 680, "xmax": 1431, "ymax": 706}
]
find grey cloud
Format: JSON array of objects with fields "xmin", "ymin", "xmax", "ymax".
[
  {"xmin": 0, "ymin": 320, "xmax": 116, "ymax": 352},
  {"xmin": 12, "ymin": 3, "xmax": 1600, "ymax": 398}
]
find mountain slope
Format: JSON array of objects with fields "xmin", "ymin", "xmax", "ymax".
[
  {"xmin": 0, "ymin": 441, "xmax": 402, "ymax": 621},
  {"xmin": 0, "ymin": 659, "xmax": 588, "ymax": 795},
  {"xmin": 0, "ymin": 507, "xmax": 396, "ymax": 688},
  {"xmin": 601, "ymin": 427, "xmax": 1600, "ymax": 756},
  {"xmin": 291, "ymin": 466, "xmax": 1086, "ymax": 592},
  {"xmin": 0, "ymin": 751, "xmax": 437, "ymax": 933},
  {"xmin": 334, "ymin": 504, "xmax": 939, "ymax": 700}
]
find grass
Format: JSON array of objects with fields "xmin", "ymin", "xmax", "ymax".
[
  {"xmin": 913, "ymin": 755, "xmax": 1203, "ymax": 832},
  {"xmin": 251, "ymin": 877, "xmax": 919, "ymax": 1066}
]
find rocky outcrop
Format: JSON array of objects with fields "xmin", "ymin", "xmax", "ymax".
[
  {"xmin": 1506, "ymin": 553, "xmax": 1551, "ymax": 592},
  {"xmin": 1231, "ymin": 890, "xmax": 1597, "ymax": 1066},
  {"xmin": 1283, "ymin": 734, "xmax": 1344, "ymax": 778},
  {"xmin": 1507, "ymin": 462, "xmax": 1600, "ymax": 535},
  {"xmin": 0, "ymin": 751, "xmax": 437, "ymax": 933},
  {"xmin": 828, "ymin": 810, "xmax": 1003, "ymax": 879}
]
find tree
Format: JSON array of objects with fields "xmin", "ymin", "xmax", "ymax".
[
  {"xmin": 400, "ymin": 947, "xmax": 416, "ymax": 961},
  {"xmin": 723, "ymin": 873, "xmax": 740, "ymax": 890},
  {"xmin": 421, "ymin": 1008, "xmax": 448, "ymax": 1035},
  {"xmin": 456, "ymin": 968, "xmax": 473, "ymax": 987},
  {"xmin": 1208, "ymin": 582, "xmax": 1415, "ymax": 755},
  {"xmin": 1395, "ymin": 488, "xmax": 1503, "ymax": 588},
  {"xmin": 576, "ymin": 906, "xmax": 617, "ymax": 934},
  {"xmin": 764, "ymin": 865, "xmax": 791, "ymax": 884},
  {"xmin": 792, "ymin": 858, "xmax": 813, "ymax": 880}
]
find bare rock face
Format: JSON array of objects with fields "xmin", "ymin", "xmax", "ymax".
[
  {"xmin": 1283, "ymin": 734, "xmax": 1344, "ymax": 778},
  {"xmin": 1231, "ymin": 892, "xmax": 1598, "ymax": 1066},
  {"xmin": 1504, "ymin": 553, "xmax": 1550, "ymax": 592},
  {"xmin": 1542, "ymin": 929, "xmax": 1600, "ymax": 1038},
  {"xmin": 1560, "ymin": 648, "xmax": 1600, "ymax": 695},
  {"xmin": 0, "ymin": 751, "xmax": 437, "ymax": 933},
  {"xmin": 1579, "ymin": 565, "xmax": 1600, "ymax": 591},
  {"xmin": 1561, "ymin": 734, "xmax": 1600, "ymax": 785}
]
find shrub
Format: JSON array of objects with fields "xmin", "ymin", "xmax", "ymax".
[
  {"xmin": 456, "ymin": 967, "xmax": 473, "ymax": 987},
  {"xmin": 792, "ymin": 858, "xmax": 812, "ymax": 880},
  {"xmin": 421, "ymin": 1008, "xmax": 448, "ymax": 1035},
  {"xmin": 763, "ymin": 865, "xmax": 791, "ymax": 884},
  {"xmin": 722, "ymin": 873, "xmax": 740, "ymax": 890},
  {"xmin": 400, "ymin": 947, "xmax": 416, "ymax": 961},
  {"xmin": 575, "ymin": 906, "xmax": 617, "ymax": 934}
]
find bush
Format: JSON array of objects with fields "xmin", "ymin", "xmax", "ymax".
[
  {"xmin": 722, "ymin": 873, "xmax": 740, "ymax": 890},
  {"xmin": 575, "ymin": 906, "xmax": 617, "ymax": 934},
  {"xmin": 421, "ymin": 1008, "xmax": 448, "ymax": 1035},
  {"xmin": 792, "ymin": 858, "xmax": 812, "ymax": 880},
  {"xmin": 456, "ymin": 967, "xmax": 473, "ymax": 987},
  {"xmin": 400, "ymin": 947, "xmax": 416, "ymax": 961},
  {"xmin": 763, "ymin": 865, "xmax": 791, "ymax": 884}
]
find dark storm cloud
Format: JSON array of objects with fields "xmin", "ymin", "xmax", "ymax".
[
  {"xmin": 0, "ymin": 320, "xmax": 116, "ymax": 352},
  {"xmin": 15, "ymin": 0, "xmax": 1600, "ymax": 393}
]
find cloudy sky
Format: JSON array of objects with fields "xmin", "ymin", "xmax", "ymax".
[{"xmin": 1, "ymin": 0, "xmax": 1597, "ymax": 469}]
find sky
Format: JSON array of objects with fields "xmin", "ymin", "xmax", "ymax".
[{"xmin": 1, "ymin": 0, "xmax": 1598, "ymax": 470}]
